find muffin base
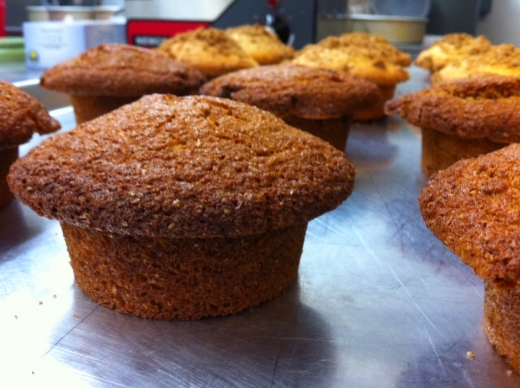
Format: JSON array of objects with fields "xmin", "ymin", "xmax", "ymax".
[
  {"xmin": 0, "ymin": 147, "xmax": 19, "ymax": 208},
  {"xmin": 70, "ymin": 95, "xmax": 138, "ymax": 124},
  {"xmin": 353, "ymin": 84, "xmax": 396, "ymax": 121},
  {"xmin": 62, "ymin": 222, "xmax": 307, "ymax": 320},
  {"xmin": 484, "ymin": 282, "xmax": 520, "ymax": 373},
  {"xmin": 283, "ymin": 115, "xmax": 351, "ymax": 152},
  {"xmin": 421, "ymin": 126, "xmax": 506, "ymax": 176}
]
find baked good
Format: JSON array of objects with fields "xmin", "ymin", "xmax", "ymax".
[
  {"xmin": 415, "ymin": 33, "xmax": 492, "ymax": 73},
  {"xmin": 291, "ymin": 43, "xmax": 409, "ymax": 121},
  {"xmin": 431, "ymin": 44, "xmax": 520, "ymax": 85},
  {"xmin": 40, "ymin": 44, "xmax": 205, "ymax": 124},
  {"xmin": 157, "ymin": 27, "xmax": 259, "ymax": 79},
  {"xmin": 385, "ymin": 74, "xmax": 520, "ymax": 176},
  {"xmin": 0, "ymin": 80, "xmax": 60, "ymax": 208},
  {"xmin": 200, "ymin": 64, "xmax": 381, "ymax": 151},
  {"xmin": 419, "ymin": 143, "xmax": 520, "ymax": 373},
  {"xmin": 225, "ymin": 24, "xmax": 295, "ymax": 65},
  {"xmin": 7, "ymin": 94, "xmax": 355, "ymax": 320}
]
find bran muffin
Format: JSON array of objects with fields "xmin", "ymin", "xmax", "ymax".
[
  {"xmin": 7, "ymin": 94, "xmax": 355, "ymax": 320},
  {"xmin": 225, "ymin": 24, "xmax": 295, "ymax": 65},
  {"xmin": 200, "ymin": 64, "xmax": 381, "ymax": 151},
  {"xmin": 291, "ymin": 43, "xmax": 409, "ymax": 121},
  {"xmin": 385, "ymin": 74, "xmax": 520, "ymax": 176},
  {"xmin": 431, "ymin": 44, "xmax": 520, "ymax": 85},
  {"xmin": 40, "ymin": 44, "xmax": 205, "ymax": 124},
  {"xmin": 415, "ymin": 33, "xmax": 492, "ymax": 73},
  {"xmin": 157, "ymin": 27, "xmax": 259, "ymax": 79},
  {"xmin": 0, "ymin": 80, "xmax": 60, "ymax": 208},
  {"xmin": 419, "ymin": 143, "xmax": 520, "ymax": 373}
]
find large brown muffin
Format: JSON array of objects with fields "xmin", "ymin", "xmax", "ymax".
[
  {"xmin": 8, "ymin": 94, "xmax": 355, "ymax": 320},
  {"xmin": 291, "ymin": 42, "xmax": 409, "ymax": 121},
  {"xmin": 0, "ymin": 80, "xmax": 60, "ymax": 208},
  {"xmin": 40, "ymin": 44, "xmax": 205, "ymax": 124},
  {"xmin": 200, "ymin": 64, "xmax": 381, "ymax": 151},
  {"xmin": 157, "ymin": 27, "xmax": 259, "ymax": 79},
  {"xmin": 419, "ymin": 144, "xmax": 520, "ymax": 373},
  {"xmin": 385, "ymin": 74, "xmax": 520, "ymax": 176}
]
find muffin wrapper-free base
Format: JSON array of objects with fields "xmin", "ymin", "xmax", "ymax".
[
  {"xmin": 62, "ymin": 222, "xmax": 307, "ymax": 320},
  {"xmin": 353, "ymin": 84, "xmax": 395, "ymax": 121},
  {"xmin": 0, "ymin": 147, "xmax": 18, "ymax": 208},
  {"xmin": 70, "ymin": 95, "xmax": 138, "ymax": 124},
  {"xmin": 484, "ymin": 282, "xmax": 520, "ymax": 373}
]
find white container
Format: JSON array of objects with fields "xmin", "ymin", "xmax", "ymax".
[
  {"xmin": 47, "ymin": 6, "xmax": 94, "ymax": 22},
  {"xmin": 23, "ymin": 20, "xmax": 126, "ymax": 70},
  {"xmin": 26, "ymin": 6, "xmax": 50, "ymax": 22}
]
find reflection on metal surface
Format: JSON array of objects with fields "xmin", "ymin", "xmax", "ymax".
[{"xmin": 1, "ymin": 67, "xmax": 519, "ymax": 387}]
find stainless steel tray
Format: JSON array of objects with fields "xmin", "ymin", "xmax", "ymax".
[{"xmin": 1, "ymin": 68, "xmax": 518, "ymax": 387}]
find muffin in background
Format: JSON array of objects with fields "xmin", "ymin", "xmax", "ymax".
[
  {"xmin": 415, "ymin": 33, "xmax": 492, "ymax": 73},
  {"xmin": 419, "ymin": 143, "xmax": 520, "ymax": 374},
  {"xmin": 7, "ymin": 94, "xmax": 355, "ymax": 320},
  {"xmin": 158, "ymin": 27, "xmax": 259, "ymax": 79},
  {"xmin": 225, "ymin": 24, "xmax": 295, "ymax": 65},
  {"xmin": 40, "ymin": 44, "xmax": 205, "ymax": 124},
  {"xmin": 0, "ymin": 80, "xmax": 61, "ymax": 208},
  {"xmin": 291, "ymin": 42, "xmax": 409, "ymax": 121},
  {"xmin": 385, "ymin": 74, "xmax": 520, "ymax": 176},
  {"xmin": 200, "ymin": 63, "xmax": 381, "ymax": 151}
]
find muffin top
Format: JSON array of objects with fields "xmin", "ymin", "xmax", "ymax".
[
  {"xmin": 0, "ymin": 81, "xmax": 61, "ymax": 149},
  {"xmin": 199, "ymin": 64, "xmax": 381, "ymax": 119},
  {"xmin": 415, "ymin": 33, "xmax": 492, "ymax": 72},
  {"xmin": 419, "ymin": 143, "xmax": 520, "ymax": 287},
  {"xmin": 8, "ymin": 95, "xmax": 355, "ymax": 239},
  {"xmin": 225, "ymin": 24, "xmax": 295, "ymax": 65},
  {"xmin": 40, "ymin": 44, "xmax": 205, "ymax": 97},
  {"xmin": 317, "ymin": 33, "xmax": 412, "ymax": 67},
  {"xmin": 157, "ymin": 27, "xmax": 259, "ymax": 79},
  {"xmin": 291, "ymin": 44, "xmax": 409, "ymax": 86},
  {"xmin": 385, "ymin": 74, "xmax": 520, "ymax": 143},
  {"xmin": 431, "ymin": 44, "xmax": 520, "ymax": 84}
]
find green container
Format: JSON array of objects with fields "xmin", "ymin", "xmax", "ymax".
[{"xmin": 0, "ymin": 37, "xmax": 25, "ymax": 63}]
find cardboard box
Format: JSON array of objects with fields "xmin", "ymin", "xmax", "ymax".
[{"xmin": 23, "ymin": 20, "xmax": 126, "ymax": 70}]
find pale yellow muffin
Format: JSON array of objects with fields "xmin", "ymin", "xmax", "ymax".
[{"xmin": 225, "ymin": 24, "xmax": 294, "ymax": 65}]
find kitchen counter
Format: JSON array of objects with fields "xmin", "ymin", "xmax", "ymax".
[{"xmin": 1, "ymin": 66, "xmax": 519, "ymax": 387}]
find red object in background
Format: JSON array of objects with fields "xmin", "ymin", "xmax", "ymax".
[
  {"xmin": 0, "ymin": 0, "xmax": 5, "ymax": 37},
  {"xmin": 127, "ymin": 20, "xmax": 210, "ymax": 47}
]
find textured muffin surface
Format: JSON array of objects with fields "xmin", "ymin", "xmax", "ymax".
[
  {"xmin": 385, "ymin": 74, "xmax": 520, "ymax": 143},
  {"xmin": 0, "ymin": 80, "xmax": 61, "ymax": 149},
  {"xmin": 8, "ymin": 95, "xmax": 355, "ymax": 238},
  {"xmin": 40, "ymin": 44, "xmax": 205, "ymax": 97},
  {"xmin": 200, "ymin": 64, "xmax": 381, "ymax": 119},
  {"xmin": 419, "ymin": 144, "xmax": 520, "ymax": 286}
]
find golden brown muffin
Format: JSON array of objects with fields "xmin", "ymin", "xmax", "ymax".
[
  {"xmin": 0, "ymin": 80, "xmax": 61, "ymax": 208},
  {"xmin": 157, "ymin": 27, "xmax": 259, "ymax": 79},
  {"xmin": 292, "ymin": 43, "xmax": 409, "ymax": 121},
  {"xmin": 385, "ymin": 74, "xmax": 520, "ymax": 176},
  {"xmin": 225, "ymin": 24, "xmax": 295, "ymax": 65},
  {"xmin": 419, "ymin": 143, "xmax": 520, "ymax": 373},
  {"xmin": 415, "ymin": 33, "xmax": 492, "ymax": 72},
  {"xmin": 200, "ymin": 64, "xmax": 381, "ymax": 150},
  {"xmin": 40, "ymin": 44, "xmax": 205, "ymax": 124},
  {"xmin": 431, "ymin": 44, "xmax": 520, "ymax": 85},
  {"xmin": 317, "ymin": 33, "xmax": 412, "ymax": 67},
  {"xmin": 8, "ymin": 94, "xmax": 355, "ymax": 320}
]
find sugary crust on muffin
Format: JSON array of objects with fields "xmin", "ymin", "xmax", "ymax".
[
  {"xmin": 225, "ymin": 24, "xmax": 294, "ymax": 65},
  {"xmin": 40, "ymin": 44, "xmax": 205, "ymax": 97},
  {"xmin": 318, "ymin": 34, "xmax": 412, "ymax": 67},
  {"xmin": 415, "ymin": 33, "xmax": 492, "ymax": 72},
  {"xmin": 385, "ymin": 75, "xmax": 520, "ymax": 142},
  {"xmin": 432, "ymin": 44, "xmax": 520, "ymax": 84},
  {"xmin": 419, "ymin": 144, "xmax": 520, "ymax": 286},
  {"xmin": 291, "ymin": 44, "xmax": 409, "ymax": 85},
  {"xmin": 157, "ymin": 27, "xmax": 258, "ymax": 78},
  {"xmin": 8, "ymin": 95, "xmax": 355, "ymax": 238},
  {"xmin": 199, "ymin": 64, "xmax": 381, "ymax": 119},
  {"xmin": 0, "ymin": 81, "xmax": 61, "ymax": 149}
]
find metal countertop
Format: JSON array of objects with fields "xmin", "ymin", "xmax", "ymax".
[{"xmin": 1, "ymin": 67, "xmax": 519, "ymax": 387}]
